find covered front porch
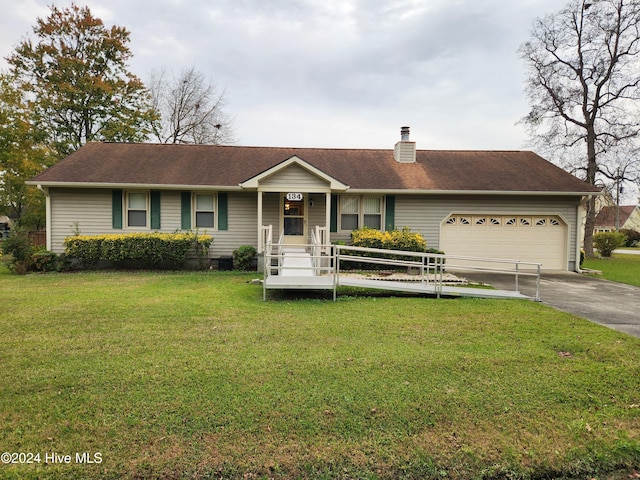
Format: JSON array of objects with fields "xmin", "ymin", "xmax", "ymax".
[
  {"xmin": 239, "ymin": 154, "xmax": 350, "ymax": 253},
  {"xmin": 255, "ymin": 191, "xmax": 335, "ymax": 254}
]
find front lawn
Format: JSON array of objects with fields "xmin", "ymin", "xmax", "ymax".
[
  {"xmin": 583, "ymin": 253, "xmax": 640, "ymax": 287},
  {"xmin": 1, "ymin": 269, "xmax": 639, "ymax": 479}
]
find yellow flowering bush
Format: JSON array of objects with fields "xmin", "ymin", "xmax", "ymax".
[
  {"xmin": 351, "ymin": 226, "xmax": 427, "ymax": 253},
  {"xmin": 64, "ymin": 232, "xmax": 213, "ymax": 269}
]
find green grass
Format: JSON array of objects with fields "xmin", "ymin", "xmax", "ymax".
[
  {"xmin": 1, "ymin": 267, "xmax": 639, "ymax": 479},
  {"xmin": 583, "ymin": 253, "xmax": 640, "ymax": 287}
]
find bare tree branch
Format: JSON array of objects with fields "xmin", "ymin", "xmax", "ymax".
[
  {"xmin": 519, "ymin": 0, "xmax": 640, "ymax": 254},
  {"xmin": 149, "ymin": 66, "xmax": 235, "ymax": 145}
]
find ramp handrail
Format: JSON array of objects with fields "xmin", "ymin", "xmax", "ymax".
[{"xmin": 262, "ymin": 226, "xmax": 542, "ymax": 301}]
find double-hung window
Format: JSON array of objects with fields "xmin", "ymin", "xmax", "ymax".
[
  {"xmin": 194, "ymin": 194, "xmax": 215, "ymax": 228},
  {"xmin": 127, "ymin": 192, "xmax": 148, "ymax": 227},
  {"xmin": 340, "ymin": 196, "xmax": 359, "ymax": 230},
  {"xmin": 363, "ymin": 197, "xmax": 382, "ymax": 229},
  {"xmin": 340, "ymin": 196, "xmax": 383, "ymax": 231}
]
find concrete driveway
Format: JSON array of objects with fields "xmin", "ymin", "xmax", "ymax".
[{"xmin": 461, "ymin": 270, "xmax": 640, "ymax": 338}]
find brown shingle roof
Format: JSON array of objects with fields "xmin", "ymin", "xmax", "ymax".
[
  {"xmin": 29, "ymin": 142, "xmax": 600, "ymax": 194},
  {"xmin": 594, "ymin": 205, "xmax": 637, "ymax": 227}
]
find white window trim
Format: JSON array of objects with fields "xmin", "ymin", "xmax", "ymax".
[
  {"xmin": 125, "ymin": 190, "xmax": 150, "ymax": 229},
  {"xmin": 192, "ymin": 192, "xmax": 217, "ymax": 230},
  {"xmin": 339, "ymin": 195, "xmax": 384, "ymax": 232}
]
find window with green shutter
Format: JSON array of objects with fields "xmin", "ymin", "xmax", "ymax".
[
  {"xmin": 385, "ymin": 195, "xmax": 395, "ymax": 231},
  {"xmin": 218, "ymin": 193, "xmax": 228, "ymax": 231},
  {"xmin": 330, "ymin": 194, "xmax": 338, "ymax": 232},
  {"xmin": 150, "ymin": 191, "xmax": 161, "ymax": 229},
  {"xmin": 112, "ymin": 190, "xmax": 123, "ymax": 229},
  {"xmin": 181, "ymin": 192, "xmax": 191, "ymax": 230}
]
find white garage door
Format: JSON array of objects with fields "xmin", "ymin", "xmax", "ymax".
[{"xmin": 440, "ymin": 214, "xmax": 568, "ymax": 270}]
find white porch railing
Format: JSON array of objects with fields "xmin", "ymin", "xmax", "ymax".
[{"xmin": 259, "ymin": 224, "xmax": 272, "ymax": 254}]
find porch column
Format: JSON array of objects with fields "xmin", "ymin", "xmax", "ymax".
[
  {"xmin": 325, "ymin": 192, "xmax": 331, "ymax": 244},
  {"xmin": 257, "ymin": 191, "xmax": 264, "ymax": 253}
]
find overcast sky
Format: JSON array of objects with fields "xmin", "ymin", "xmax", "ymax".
[{"xmin": 1, "ymin": 0, "xmax": 564, "ymax": 151}]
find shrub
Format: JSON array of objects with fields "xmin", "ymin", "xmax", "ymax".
[
  {"xmin": 593, "ymin": 231, "xmax": 627, "ymax": 257},
  {"xmin": 348, "ymin": 227, "xmax": 428, "ymax": 269},
  {"xmin": 351, "ymin": 227, "xmax": 385, "ymax": 250},
  {"xmin": 233, "ymin": 245, "xmax": 257, "ymax": 271},
  {"xmin": 351, "ymin": 227, "xmax": 427, "ymax": 253},
  {"xmin": 31, "ymin": 250, "xmax": 59, "ymax": 272},
  {"xmin": 1, "ymin": 227, "xmax": 34, "ymax": 274},
  {"xmin": 620, "ymin": 229, "xmax": 640, "ymax": 247},
  {"xmin": 382, "ymin": 227, "xmax": 428, "ymax": 252},
  {"xmin": 64, "ymin": 232, "xmax": 213, "ymax": 269}
]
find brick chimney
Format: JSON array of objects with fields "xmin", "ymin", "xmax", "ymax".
[{"xmin": 394, "ymin": 126, "xmax": 416, "ymax": 163}]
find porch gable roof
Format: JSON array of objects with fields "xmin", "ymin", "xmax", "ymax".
[{"xmin": 239, "ymin": 155, "xmax": 349, "ymax": 191}]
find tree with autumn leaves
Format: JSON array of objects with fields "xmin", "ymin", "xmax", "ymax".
[
  {"xmin": 0, "ymin": 4, "xmax": 155, "ymax": 226},
  {"xmin": 0, "ymin": 74, "xmax": 54, "ymax": 228},
  {"xmin": 7, "ymin": 4, "xmax": 156, "ymax": 157},
  {"xmin": 1, "ymin": 3, "xmax": 233, "ymax": 228}
]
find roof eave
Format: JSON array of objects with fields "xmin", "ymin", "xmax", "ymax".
[
  {"xmin": 25, "ymin": 181, "xmax": 245, "ymax": 191},
  {"xmin": 26, "ymin": 182, "xmax": 601, "ymax": 197},
  {"xmin": 345, "ymin": 189, "xmax": 602, "ymax": 196}
]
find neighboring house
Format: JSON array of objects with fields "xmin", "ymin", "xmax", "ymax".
[
  {"xmin": 594, "ymin": 205, "xmax": 640, "ymax": 233},
  {"xmin": 27, "ymin": 127, "xmax": 600, "ymax": 271}
]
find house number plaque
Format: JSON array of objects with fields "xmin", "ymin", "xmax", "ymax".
[{"xmin": 286, "ymin": 193, "xmax": 303, "ymax": 201}]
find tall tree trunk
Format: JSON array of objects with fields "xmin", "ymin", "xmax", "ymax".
[{"xmin": 584, "ymin": 126, "xmax": 598, "ymax": 256}]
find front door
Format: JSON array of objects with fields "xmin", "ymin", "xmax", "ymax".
[{"xmin": 281, "ymin": 193, "xmax": 307, "ymax": 245}]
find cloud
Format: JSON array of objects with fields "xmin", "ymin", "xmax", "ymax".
[{"xmin": 0, "ymin": 0, "xmax": 563, "ymax": 150}]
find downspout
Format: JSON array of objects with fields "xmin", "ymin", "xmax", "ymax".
[
  {"xmin": 257, "ymin": 191, "xmax": 263, "ymax": 253},
  {"xmin": 576, "ymin": 197, "xmax": 585, "ymax": 273},
  {"xmin": 37, "ymin": 185, "xmax": 52, "ymax": 251}
]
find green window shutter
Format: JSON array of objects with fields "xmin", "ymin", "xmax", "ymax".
[
  {"xmin": 218, "ymin": 192, "xmax": 228, "ymax": 231},
  {"xmin": 181, "ymin": 192, "xmax": 191, "ymax": 230},
  {"xmin": 112, "ymin": 190, "xmax": 123, "ymax": 229},
  {"xmin": 150, "ymin": 191, "xmax": 161, "ymax": 229},
  {"xmin": 330, "ymin": 194, "xmax": 338, "ymax": 233},
  {"xmin": 385, "ymin": 195, "xmax": 395, "ymax": 231}
]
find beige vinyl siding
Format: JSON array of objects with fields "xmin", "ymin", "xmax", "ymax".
[
  {"xmin": 260, "ymin": 164, "xmax": 330, "ymax": 190},
  {"xmin": 49, "ymin": 188, "xmax": 113, "ymax": 253},
  {"xmin": 209, "ymin": 192, "xmax": 257, "ymax": 257},
  {"xmin": 307, "ymin": 194, "xmax": 328, "ymax": 241},
  {"xmin": 261, "ymin": 193, "xmax": 280, "ymax": 245},
  {"xmin": 161, "ymin": 191, "xmax": 181, "ymax": 229}
]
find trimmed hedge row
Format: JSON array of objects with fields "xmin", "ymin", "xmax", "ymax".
[{"xmin": 64, "ymin": 232, "xmax": 213, "ymax": 269}]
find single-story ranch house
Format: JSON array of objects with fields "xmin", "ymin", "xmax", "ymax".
[
  {"xmin": 594, "ymin": 205, "xmax": 640, "ymax": 233},
  {"xmin": 27, "ymin": 127, "xmax": 600, "ymax": 271}
]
